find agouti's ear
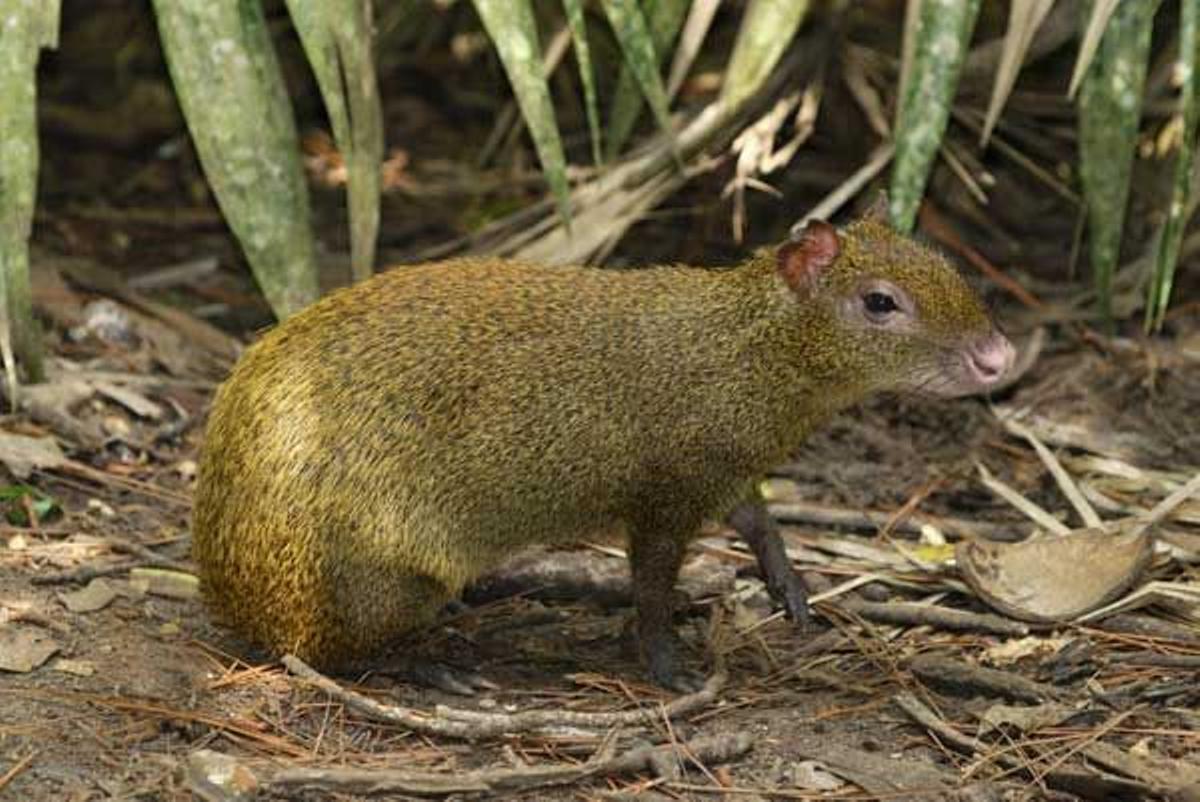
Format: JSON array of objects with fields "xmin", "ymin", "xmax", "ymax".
[
  {"xmin": 864, "ymin": 190, "xmax": 890, "ymax": 224},
  {"xmin": 778, "ymin": 220, "xmax": 840, "ymax": 293}
]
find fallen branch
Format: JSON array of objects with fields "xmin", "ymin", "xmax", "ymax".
[
  {"xmin": 765, "ymin": 500, "xmax": 1016, "ymax": 541},
  {"xmin": 267, "ymin": 731, "xmax": 752, "ymax": 797},
  {"xmin": 838, "ymin": 600, "xmax": 1030, "ymax": 637},
  {"xmin": 32, "ymin": 563, "xmax": 131, "ymax": 586},
  {"xmin": 32, "ymin": 537, "xmax": 189, "ymax": 586},
  {"xmin": 1110, "ymin": 651, "xmax": 1200, "ymax": 669},
  {"xmin": 283, "ymin": 654, "xmax": 727, "ymax": 739},
  {"xmin": 907, "ymin": 654, "xmax": 1059, "ymax": 703}
]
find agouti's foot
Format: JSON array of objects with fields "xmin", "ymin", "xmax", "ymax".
[
  {"xmin": 645, "ymin": 643, "xmax": 705, "ymax": 693},
  {"xmin": 439, "ymin": 599, "xmax": 472, "ymax": 618},
  {"xmin": 635, "ymin": 626, "xmax": 704, "ymax": 693},
  {"xmin": 400, "ymin": 662, "xmax": 498, "ymax": 696},
  {"xmin": 779, "ymin": 573, "xmax": 813, "ymax": 628}
]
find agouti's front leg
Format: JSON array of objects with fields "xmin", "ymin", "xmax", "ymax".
[
  {"xmin": 628, "ymin": 530, "xmax": 704, "ymax": 692},
  {"xmin": 728, "ymin": 499, "xmax": 811, "ymax": 625}
]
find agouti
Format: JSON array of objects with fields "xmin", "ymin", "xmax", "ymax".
[{"xmin": 193, "ymin": 207, "xmax": 1014, "ymax": 689}]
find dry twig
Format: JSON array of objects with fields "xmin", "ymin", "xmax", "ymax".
[
  {"xmin": 838, "ymin": 599, "xmax": 1030, "ymax": 637},
  {"xmin": 0, "ymin": 750, "xmax": 37, "ymax": 794},
  {"xmin": 766, "ymin": 499, "xmax": 1014, "ymax": 540},
  {"xmin": 908, "ymin": 654, "xmax": 1059, "ymax": 703},
  {"xmin": 31, "ymin": 537, "xmax": 190, "ymax": 586},
  {"xmin": 894, "ymin": 692, "xmax": 1154, "ymax": 798},
  {"xmin": 268, "ymin": 731, "xmax": 752, "ymax": 796},
  {"xmin": 283, "ymin": 655, "xmax": 728, "ymax": 739}
]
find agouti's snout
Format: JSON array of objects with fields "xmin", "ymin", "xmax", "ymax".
[{"xmin": 965, "ymin": 332, "xmax": 1015, "ymax": 386}]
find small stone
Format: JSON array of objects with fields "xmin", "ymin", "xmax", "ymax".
[
  {"xmin": 53, "ymin": 658, "xmax": 96, "ymax": 677},
  {"xmin": 8, "ymin": 534, "xmax": 28, "ymax": 550},
  {"xmin": 102, "ymin": 415, "xmax": 132, "ymax": 438},
  {"xmin": 72, "ymin": 299, "xmax": 135, "ymax": 345},
  {"xmin": 184, "ymin": 749, "xmax": 259, "ymax": 801},
  {"xmin": 87, "ymin": 498, "xmax": 117, "ymax": 518}
]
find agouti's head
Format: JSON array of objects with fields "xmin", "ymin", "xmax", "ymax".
[{"xmin": 777, "ymin": 211, "xmax": 1014, "ymax": 398}]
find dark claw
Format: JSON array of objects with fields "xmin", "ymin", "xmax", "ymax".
[{"xmin": 780, "ymin": 571, "xmax": 812, "ymax": 626}]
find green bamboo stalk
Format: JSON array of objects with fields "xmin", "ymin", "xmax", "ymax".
[
  {"xmin": 473, "ymin": 0, "xmax": 572, "ymax": 225},
  {"xmin": 889, "ymin": 0, "xmax": 981, "ymax": 233},
  {"xmin": 1145, "ymin": 0, "xmax": 1197, "ymax": 332},
  {"xmin": 562, "ymin": 0, "xmax": 603, "ymax": 166},
  {"xmin": 721, "ymin": 0, "xmax": 811, "ymax": 110},
  {"xmin": 604, "ymin": 0, "xmax": 689, "ymax": 160},
  {"xmin": 599, "ymin": 0, "xmax": 678, "ymax": 160},
  {"xmin": 286, "ymin": 0, "xmax": 384, "ymax": 284},
  {"xmin": 1077, "ymin": 0, "xmax": 1155, "ymax": 323},
  {"xmin": 151, "ymin": 0, "xmax": 320, "ymax": 319},
  {"xmin": 0, "ymin": 0, "xmax": 60, "ymax": 389}
]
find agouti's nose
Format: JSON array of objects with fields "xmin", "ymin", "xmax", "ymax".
[{"xmin": 967, "ymin": 332, "xmax": 1015, "ymax": 385}]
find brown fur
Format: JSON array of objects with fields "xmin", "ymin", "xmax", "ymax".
[{"xmin": 192, "ymin": 215, "xmax": 997, "ymax": 670}]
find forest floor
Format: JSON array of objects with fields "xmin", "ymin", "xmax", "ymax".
[{"xmin": 3, "ymin": 5, "xmax": 1200, "ymax": 800}]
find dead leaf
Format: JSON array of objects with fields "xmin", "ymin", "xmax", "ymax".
[
  {"xmin": 0, "ymin": 432, "xmax": 68, "ymax": 480},
  {"xmin": 978, "ymin": 702, "xmax": 1077, "ymax": 734},
  {"xmin": 0, "ymin": 628, "xmax": 61, "ymax": 672},
  {"xmin": 58, "ymin": 578, "xmax": 120, "ymax": 613},
  {"xmin": 981, "ymin": 635, "xmax": 1072, "ymax": 666},
  {"xmin": 18, "ymin": 374, "xmax": 104, "ymax": 448},
  {"xmin": 795, "ymin": 741, "xmax": 952, "ymax": 796},
  {"xmin": 957, "ymin": 528, "xmax": 1154, "ymax": 623},
  {"xmin": 791, "ymin": 760, "xmax": 845, "ymax": 791},
  {"xmin": 980, "ymin": 0, "xmax": 1055, "ymax": 146},
  {"xmin": 92, "ymin": 381, "xmax": 163, "ymax": 420}
]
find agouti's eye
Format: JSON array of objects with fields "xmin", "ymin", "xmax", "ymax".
[{"xmin": 863, "ymin": 291, "xmax": 898, "ymax": 316}]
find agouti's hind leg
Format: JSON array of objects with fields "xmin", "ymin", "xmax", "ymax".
[
  {"xmin": 345, "ymin": 573, "xmax": 496, "ymax": 695},
  {"xmin": 627, "ymin": 530, "xmax": 704, "ymax": 692}
]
